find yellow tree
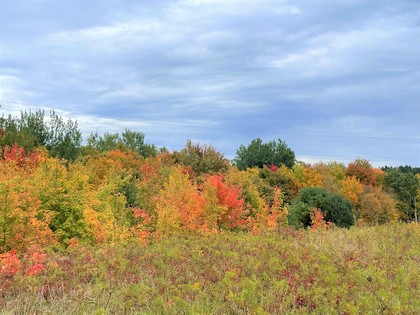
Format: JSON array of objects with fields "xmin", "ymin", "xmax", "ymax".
[
  {"xmin": 136, "ymin": 154, "xmax": 175, "ymax": 212},
  {"xmin": 0, "ymin": 182, "xmax": 19, "ymax": 252},
  {"xmin": 224, "ymin": 167, "xmax": 266, "ymax": 219},
  {"xmin": 313, "ymin": 162, "xmax": 345, "ymax": 194},
  {"xmin": 340, "ymin": 176, "xmax": 364, "ymax": 220},
  {"xmin": 12, "ymin": 191, "xmax": 56, "ymax": 252},
  {"xmin": 292, "ymin": 163, "xmax": 323, "ymax": 189},
  {"xmin": 156, "ymin": 167, "xmax": 205, "ymax": 235},
  {"xmin": 256, "ymin": 187, "xmax": 288, "ymax": 232},
  {"xmin": 90, "ymin": 171, "xmax": 131, "ymax": 243},
  {"xmin": 258, "ymin": 165, "xmax": 300, "ymax": 204},
  {"xmin": 0, "ymin": 146, "xmax": 55, "ymax": 252},
  {"xmin": 359, "ymin": 186, "xmax": 399, "ymax": 225}
]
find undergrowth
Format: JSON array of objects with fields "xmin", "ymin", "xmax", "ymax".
[{"xmin": 0, "ymin": 223, "xmax": 418, "ymax": 314}]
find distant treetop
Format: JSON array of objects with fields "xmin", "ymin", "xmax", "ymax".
[
  {"xmin": 0, "ymin": 109, "xmax": 81, "ymax": 162},
  {"xmin": 172, "ymin": 140, "xmax": 230, "ymax": 177},
  {"xmin": 86, "ymin": 129, "xmax": 158, "ymax": 158},
  {"xmin": 233, "ymin": 138, "xmax": 295, "ymax": 170},
  {"xmin": 382, "ymin": 165, "xmax": 420, "ymax": 175}
]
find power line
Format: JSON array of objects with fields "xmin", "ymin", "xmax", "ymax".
[
  {"xmin": 295, "ymin": 154, "xmax": 416, "ymax": 162},
  {"xmin": 1, "ymin": 100, "xmax": 420, "ymax": 141},
  {"xmin": 148, "ymin": 141, "xmax": 417, "ymax": 162},
  {"xmin": 0, "ymin": 101, "xmax": 418, "ymax": 164}
]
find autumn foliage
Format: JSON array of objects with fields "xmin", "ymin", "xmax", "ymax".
[
  {"xmin": 204, "ymin": 175, "xmax": 246, "ymax": 230},
  {"xmin": 0, "ymin": 133, "xmax": 416, "ymax": 296},
  {"xmin": 0, "ymin": 113, "xmax": 418, "ymax": 313},
  {"xmin": 0, "ymin": 141, "xmax": 416, "ymax": 256},
  {"xmin": 310, "ymin": 208, "xmax": 331, "ymax": 231}
]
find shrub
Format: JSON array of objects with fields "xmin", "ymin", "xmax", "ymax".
[
  {"xmin": 325, "ymin": 194, "xmax": 354, "ymax": 228},
  {"xmin": 289, "ymin": 187, "xmax": 354, "ymax": 228}
]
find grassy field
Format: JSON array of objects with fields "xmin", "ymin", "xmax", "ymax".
[{"xmin": 1, "ymin": 223, "xmax": 419, "ymax": 314}]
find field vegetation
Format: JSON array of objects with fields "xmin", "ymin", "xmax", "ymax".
[
  {"xmin": 0, "ymin": 110, "xmax": 419, "ymax": 314},
  {"xmin": 1, "ymin": 224, "xmax": 419, "ymax": 314}
]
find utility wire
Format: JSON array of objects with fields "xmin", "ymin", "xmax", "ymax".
[
  {"xmin": 1, "ymin": 100, "xmax": 419, "ymax": 163},
  {"xmin": 1, "ymin": 100, "xmax": 419, "ymax": 141}
]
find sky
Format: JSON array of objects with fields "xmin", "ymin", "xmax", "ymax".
[{"xmin": 0, "ymin": 0, "xmax": 419, "ymax": 166}]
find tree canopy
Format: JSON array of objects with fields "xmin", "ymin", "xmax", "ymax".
[
  {"xmin": 86, "ymin": 129, "xmax": 158, "ymax": 158},
  {"xmin": 233, "ymin": 138, "xmax": 295, "ymax": 170},
  {"xmin": 0, "ymin": 108, "xmax": 419, "ymax": 254},
  {"xmin": 383, "ymin": 169, "xmax": 419, "ymax": 222},
  {"xmin": 171, "ymin": 140, "xmax": 230, "ymax": 177},
  {"xmin": 0, "ymin": 109, "xmax": 81, "ymax": 162}
]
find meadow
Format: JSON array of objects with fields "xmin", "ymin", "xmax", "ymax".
[{"xmin": 1, "ymin": 223, "xmax": 418, "ymax": 314}]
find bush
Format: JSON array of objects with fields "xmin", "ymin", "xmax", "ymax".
[
  {"xmin": 325, "ymin": 194, "xmax": 354, "ymax": 228},
  {"xmin": 288, "ymin": 200, "xmax": 312, "ymax": 228},
  {"xmin": 289, "ymin": 187, "xmax": 354, "ymax": 228}
]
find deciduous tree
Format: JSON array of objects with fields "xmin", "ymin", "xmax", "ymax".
[
  {"xmin": 345, "ymin": 159, "xmax": 377, "ymax": 186},
  {"xmin": 233, "ymin": 138, "xmax": 295, "ymax": 170},
  {"xmin": 0, "ymin": 110, "xmax": 81, "ymax": 162},
  {"xmin": 86, "ymin": 129, "xmax": 158, "ymax": 157},
  {"xmin": 359, "ymin": 186, "xmax": 399, "ymax": 225},
  {"xmin": 172, "ymin": 140, "xmax": 230, "ymax": 177},
  {"xmin": 383, "ymin": 169, "xmax": 418, "ymax": 222},
  {"xmin": 203, "ymin": 175, "xmax": 246, "ymax": 231},
  {"xmin": 156, "ymin": 167, "xmax": 205, "ymax": 235}
]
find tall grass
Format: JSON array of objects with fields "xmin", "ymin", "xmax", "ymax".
[{"xmin": 1, "ymin": 223, "xmax": 419, "ymax": 314}]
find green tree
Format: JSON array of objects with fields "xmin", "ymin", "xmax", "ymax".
[
  {"xmin": 0, "ymin": 110, "xmax": 47, "ymax": 150},
  {"xmin": 0, "ymin": 109, "xmax": 82, "ymax": 162},
  {"xmin": 86, "ymin": 132, "xmax": 119, "ymax": 152},
  {"xmin": 122, "ymin": 129, "xmax": 158, "ymax": 157},
  {"xmin": 382, "ymin": 165, "xmax": 420, "ymax": 175},
  {"xmin": 383, "ymin": 169, "xmax": 418, "ymax": 222},
  {"xmin": 33, "ymin": 158, "xmax": 89, "ymax": 245},
  {"xmin": 86, "ymin": 129, "xmax": 158, "ymax": 157},
  {"xmin": 288, "ymin": 187, "xmax": 354, "ymax": 228},
  {"xmin": 325, "ymin": 194, "xmax": 354, "ymax": 228},
  {"xmin": 46, "ymin": 111, "xmax": 82, "ymax": 162},
  {"xmin": 233, "ymin": 138, "xmax": 295, "ymax": 170}
]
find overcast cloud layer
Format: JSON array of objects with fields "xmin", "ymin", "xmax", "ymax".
[{"xmin": 1, "ymin": 0, "xmax": 419, "ymax": 166}]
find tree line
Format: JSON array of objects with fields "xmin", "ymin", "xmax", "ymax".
[{"xmin": 0, "ymin": 109, "xmax": 419, "ymax": 253}]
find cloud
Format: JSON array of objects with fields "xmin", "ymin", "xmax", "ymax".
[
  {"xmin": 0, "ymin": 0, "xmax": 419, "ymax": 166},
  {"xmin": 47, "ymin": 20, "xmax": 167, "ymax": 52},
  {"xmin": 0, "ymin": 75, "xmax": 34, "ymax": 102}
]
